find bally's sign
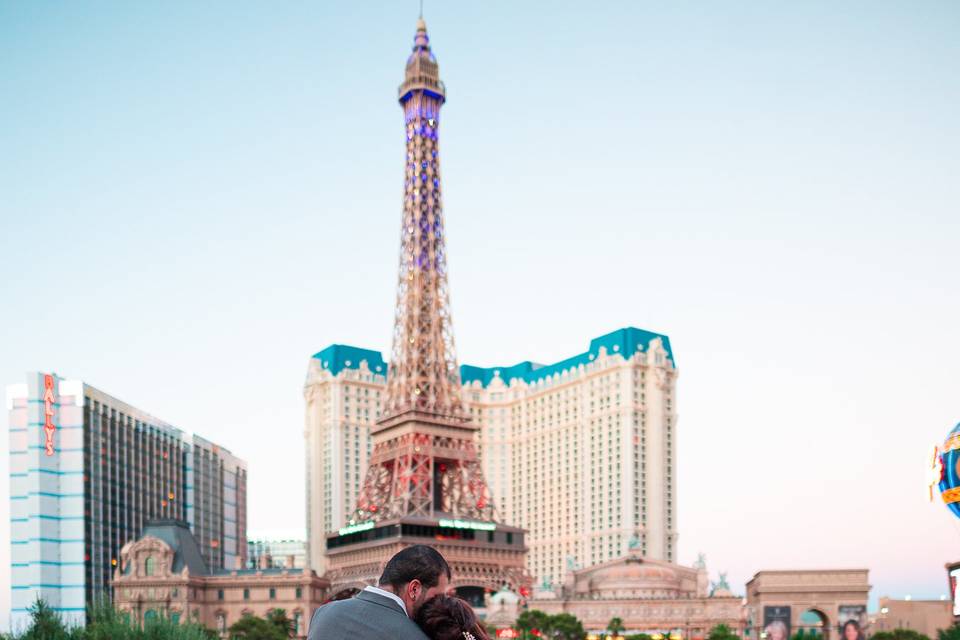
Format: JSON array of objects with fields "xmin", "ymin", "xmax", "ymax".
[{"xmin": 42, "ymin": 374, "xmax": 56, "ymax": 456}]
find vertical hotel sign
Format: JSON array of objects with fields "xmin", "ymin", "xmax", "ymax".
[{"xmin": 43, "ymin": 374, "xmax": 56, "ymax": 455}]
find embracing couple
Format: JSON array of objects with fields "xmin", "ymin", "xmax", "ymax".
[{"xmin": 308, "ymin": 545, "xmax": 489, "ymax": 640}]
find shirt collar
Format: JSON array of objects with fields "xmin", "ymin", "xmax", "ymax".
[{"xmin": 363, "ymin": 585, "xmax": 408, "ymax": 616}]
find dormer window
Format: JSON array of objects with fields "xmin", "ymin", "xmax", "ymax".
[{"xmin": 144, "ymin": 556, "xmax": 155, "ymax": 576}]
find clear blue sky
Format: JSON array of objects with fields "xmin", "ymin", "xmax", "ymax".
[{"xmin": 2, "ymin": 1, "xmax": 959, "ymax": 625}]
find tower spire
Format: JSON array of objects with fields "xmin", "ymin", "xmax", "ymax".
[{"xmin": 385, "ymin": 16, "xmax": 456, "ymax": 422}]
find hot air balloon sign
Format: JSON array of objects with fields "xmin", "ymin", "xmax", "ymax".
[{"xmin": 930, "ymin": 423, "xmax": 960, "ymax": 519}]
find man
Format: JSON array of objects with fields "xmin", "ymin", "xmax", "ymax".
[{"xmin": 308, "ymin": 545, "xmax": 451, "ymax": 640}]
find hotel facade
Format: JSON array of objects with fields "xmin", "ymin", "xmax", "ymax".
[
  {"xmin": 6, "ymin": 372, "xmax": 247, "ymax": 629},
  {"xmin": 304, "ymin": 327, "xmax": 678, "ymax": 583}
]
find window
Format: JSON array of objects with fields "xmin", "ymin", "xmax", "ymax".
[
  {"xmin": 269, "ymin": 588, "xmax": 276, "ymax": 599},
  {"xmin": 217, "ymin": 589, "xmax": 224, "ymax": 601},
  {"xmin": 144, "ymin": 557, "xmax": 155, "ymax": 576},
  {"xmin": 217, "ymin": 613, "xmax": 227, "ymax": 634},
  {"xmin": 296, "ymin": 587, "xmax": 302, "ymax": 599},
  {"xmin": 243, "ymin": 588, "xmax": 250, "ymax": 600}
]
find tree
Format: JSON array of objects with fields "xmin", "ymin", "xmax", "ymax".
[
  {"xmin": 938, "ymin": 626, "xmax": 960, "ymax": 640},
  {"xmin": 228, "ymin": 614, "xmax": 286, "ymax": 640},
  {"xmin": 608, "ymin": 618, "xmax": 626, "ymax": 638},
  {"xmin": 709, "ymin": 624, "xmax": 741, "ymax": 640},
  {"xmin": 517, "ymin": 610, "xmax": 552, "ymax": 638},
  {"xmin": 872, "ymin": 631, "xmax": 931, "ymax": 640},
  {"xmin": 547, "ymin": 613, "xmax": 586, "ymax": 640},
  {"xmin": 627, "ymin": 635, "xmax": 654, "ymax": 640},
  {"xmin": 265, "ymin": 609, "xmax": 295, "ymax": 639},
  {"xmin": 22, "ymin": 598, "xmax": 70, "ymax": 640}
]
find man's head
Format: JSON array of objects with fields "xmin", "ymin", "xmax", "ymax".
[{"xmin": 378, "ymin": 545, "xmax": 451, "ymax": 619}]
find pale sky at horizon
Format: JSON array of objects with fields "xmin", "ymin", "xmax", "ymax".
[{"xmin": 2, "ymin": 1, "xmax": 959, "ymax": 628}]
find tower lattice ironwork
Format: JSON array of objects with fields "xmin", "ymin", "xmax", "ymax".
[{"xmin": 352, "ymin": 18, "xmax": 497, "ymax": 526}]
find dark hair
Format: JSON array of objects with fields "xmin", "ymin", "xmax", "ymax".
[
  {"xmin": 842, "ymin": 620, "xmax": 865, "ymax": 640},
  {"xmin": 415, "ymin": 595, "xmax": 490, "ymax": 640},
  {"xmin": 379, "ymin": 545, "xmax": 451, "ymax": 590}
]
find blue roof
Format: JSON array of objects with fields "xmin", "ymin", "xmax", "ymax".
[
  {"xmin": 312, "ymin": 344, "xmax": 388, "ymax": 377},
  {"xmin": 312, "ymin": 327, "xmax": 674, "ymax": 389},
  {"xmin": 460, "ymin": 327, "xmax": 674, "ymax": 388}
]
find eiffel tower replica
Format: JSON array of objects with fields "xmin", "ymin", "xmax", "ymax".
[{"xmin": 323, "ymin": 17, "xmax": 529, "ymax": 602}]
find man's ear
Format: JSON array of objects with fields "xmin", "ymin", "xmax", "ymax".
[{"xmin": 407, "ymin": 578, "xmax": 422, "ymax": 601}]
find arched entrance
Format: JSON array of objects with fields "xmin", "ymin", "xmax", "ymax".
[
  {"xmin": 745, "ymin": 570, "xmax": 868, "ymax": 640},
  {"xmin": 796, "ymin": 609, "xmax": 829, "ymax": 640}
]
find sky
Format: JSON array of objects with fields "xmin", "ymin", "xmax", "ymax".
[{"xmin": 1, "ymin": 0, "xmax": 959, "ymax": 628}]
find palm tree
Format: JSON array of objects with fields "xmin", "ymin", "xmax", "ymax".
[
  {"xmin": 608, "ymin": 617, "xmax": 626, "ymax": 638},
  {"xmin": 266, "ymin": 609, "xmax": 296, "ymax": 639}
]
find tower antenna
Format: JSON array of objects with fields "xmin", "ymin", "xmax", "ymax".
[{"xmin": 419, "ymin": 0, "xmax": 423, "ymax": 19}]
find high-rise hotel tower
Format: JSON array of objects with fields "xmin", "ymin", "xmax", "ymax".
[
  {"xmin": 306, "ymin": 329, "xmax": 677, "ymax": 584},
  {"xmin": 304, "ymin": 20, "xmax": 678, "ymax": 585},
  {"xmin": 6, "ymin": 373, "xmax": 247, "ymax": 629}
]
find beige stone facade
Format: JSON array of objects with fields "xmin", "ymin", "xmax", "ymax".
[
  {"xmin": 745, "ymin": 570, "xmax": 870, "ymax": 640},
  {"xmin": 304, "ymin": 353, "xmax": 385, "ymax": 573},
  {"xmin": 527, "ymin": 550, "xmax": 741, "ymax": 637},
  {"xmin": 873, "ymin": 598, "xmax": 952, "ymax": 638},
  {"xmin": 112, "ymin": 521, "xmax": 329, "ymax": 638}
]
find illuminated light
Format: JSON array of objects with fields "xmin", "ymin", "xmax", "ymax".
[
  {"xmin": 211, "ymin": 539, "xmax": 220, "ymax": 548},
  {"xmin": 42, "ymin": 374, "xmax": 56, "ymax": 456},
  {"xmin": 161, "ymin": 500, "xmax": 168, "ymax": 507},
  {"xmin": 438, "ymin": 518, "xmax": 496, "ymax": 532},
  {"xmin": 929, "ymin": 446, "xmax": 944, "ymax": 501},
  {"xmin": 168, "ymin": 492, "xmax": 175, "ymax": 500},
  {"xmin": 111, "ymin": 558, "xmax": 117, "ymax": 567},
  {"xmin": 880, "ymin": 607, "xmax": 889, "ymax": 614},
  {"xmin": 338, "ymin": 521, "xmax": 375, "ymax": 536}
]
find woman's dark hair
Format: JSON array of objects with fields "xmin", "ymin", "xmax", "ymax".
[
  {"xmin": 380, "ymin": 545, "xmax": 452, "ymax": 590},
  {"xmin": 415, "ymin": 595, "xmax": 491, "ymax": 640},
  {"xmin": 842, "ymin": 619, "xmax": 865, "ymax": 640}
]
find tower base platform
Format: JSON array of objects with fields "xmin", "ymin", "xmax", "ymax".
[{"xmin": 324, "ymin": 516, "xmax": 531, "ymax": 606}]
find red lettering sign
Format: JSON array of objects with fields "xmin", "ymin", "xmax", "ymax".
[{"xmin": 43, "ymin": 374, "xmax": 56, "ymax": 456}]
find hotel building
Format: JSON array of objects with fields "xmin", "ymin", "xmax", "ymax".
[
  {"xmin": 247, "ymin": 534, "xmax": 307, "ymax": 570},
  {"xmin": 6, "ymin": 372, "xmax": 247, "ymax": 629},
  {"xmin": 304, "ymin": 327, "xmax": 677, "ymax": 582}
]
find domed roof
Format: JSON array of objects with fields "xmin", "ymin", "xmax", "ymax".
[
  {"xmin": 557, "ymin": 552, "xmax": 704, "ymax": 601},
  {"xmin": 589, "ymin": 559, "xmax": 680, "ymax": 588}
]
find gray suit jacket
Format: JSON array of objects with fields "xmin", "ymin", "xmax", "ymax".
[{"xmin": 307, "ymin": 589, "xmax": 430, "ymax": 640}]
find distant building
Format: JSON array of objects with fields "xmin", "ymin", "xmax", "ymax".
[
  {"xmin": 247, "ymin": 535, "xmax": 306, "ymax": 570},
  {"xmin": 527, "ymin": 549, "xmax": 741, "ymax": 638},
  {"xmin": 6, "ymin": 373, "xmax": 247, "ymax": 629},
  {"xmin": 304, "ymin": 327, "xmax": 678, "ymax": 582},
  {"xmin": 873, "ymin": 597, "xmax": 952, "ymax": 638},
  {"xmin": 745, "ymin": 569, "xmax": 870, "ymax": 640},
  {"xmin": 113, "ymin": 520, "xmax": 327, "ymax": 639}
]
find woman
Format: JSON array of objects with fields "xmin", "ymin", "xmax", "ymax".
[
  {"xmin": 842, "ymin": 620, "xmax": 865, "ymax": 640},
  {"xmin": 764, "ymin": 620, "xmax": 788, "ymax": 640},
  {"xmin": 416, "ymin": 594, "xmax": 491, "ymax": 640}
]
